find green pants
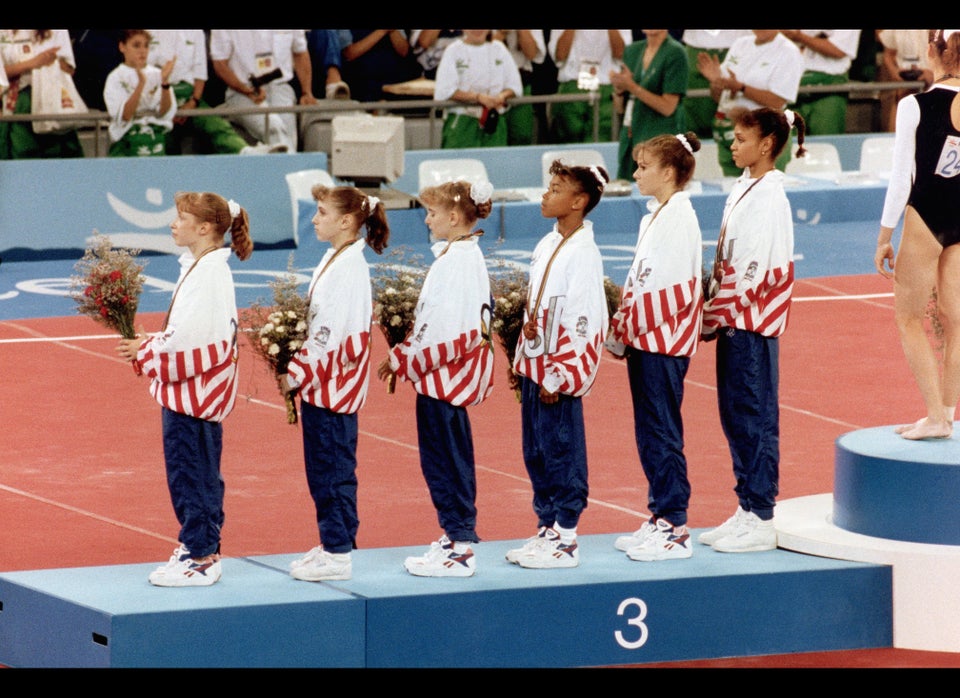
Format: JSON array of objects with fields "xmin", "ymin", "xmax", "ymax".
[
  {"xmin": 441, "ymin": 112, "xmax": 509, "ymax": 149},
  {"xmin": 504, "ymin": 84, "xmax": 535, "ymax": 146},
  {"xmin": 0, "ymin": 87, "xmax": 83, "ymax": 159},
  {"xmin": 167, "ymin": 81, "xmax": 250, "ymax": 155},
  {"xmin": 712, "ymin": 114, "xmax": 791, "ymax": 177},
  {"xmin": 683, "ymin": 45, "xmax": 725, "ymax": 139},
  {"xmin": 108, "ymin": 123, "xmax": 169, "ymax": 157},
  {"xmin": 791, "ymin": 71, "xmax": 849, "ymax": 136},
  {"xmin": 549, "ymin": 80, "xmax": 616, "ymax": 144}
]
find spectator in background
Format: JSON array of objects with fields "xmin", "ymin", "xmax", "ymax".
[
  {"xmin": 680, "ymin": 30, "xmax": 751, "ymax": 139},
  {"xmin": 410, "ymin": 30, "xmax": 462, "ymax": 80},
  {"xmin": 697, "ymin": 30, "xmax": 804, "ymax": 176},
  {"xmin": 0, "ymin": 29, "xmax": 84, "ymax": 159},
  {"xmin": 433, "ymin": 29, "xmax": 522, "ymax": 149},
  {"xmin": 338, "ymin": 29, "xmax": 421, "ymax": 103},
  {"xmin": 148, "ymin": 29, "xmax": 283, "ymax": 155},
  {"xmin": 103, "ymin": 29, "xmax": 176, "ymax": 157},
  {"xmin": 878, "ymin": 29, "xmax": 932, "ymax": 132},
  {"xmin": 548, "ymin": 29, "xmax": 633, "ymax": 144},
  {"xmin": 610, "ymin": 29, "xmax": 688, "ymax": 181},
  {"xmin": 531, "ymin": 30, "xmax": 559, "ymax": 144},
  {"xmin": 305, "ymin": 30, "xmax": 350, "ymax": 100},
  {"xmin": 493, "ymin": 29, "xmax": 547, "ymax": 145},
  {"xmin": 782, "ymin": 30, "xmax": 862, "ymax": 135},
  {"xmin": 69, "ymin": 29, "xmax": 120, "ymax": 112},
  {"xmin": 209, "ymin": 29, "xmax": 317, "ymax": 153},
  {"xmin": 0, "ymin": 54, "xmax": 6, "ymax": 157}
]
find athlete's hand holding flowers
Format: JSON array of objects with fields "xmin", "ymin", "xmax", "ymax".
[{"xmin": 71, "ymin": 233, "xmax": 147, "ymax": 375}]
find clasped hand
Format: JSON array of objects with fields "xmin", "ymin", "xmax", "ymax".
[{"xmin": 376, "ymin": 357, "xmax": 395, "ymax": 383}]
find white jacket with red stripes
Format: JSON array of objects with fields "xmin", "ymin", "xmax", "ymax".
[
  {"xmin": 702, "ymin": 169, "xmax": 794, "ymax": 338},
  {"xmin": 513, "ymin": 219, "xmax": 608, "ymax": 397},
  {"xmin": 137, "ymin": 248, "xmax": 239, "ymax": 423},
  {"xmin": 286, "ymin": 239, "xmax": 372, "ymax": 414},
  {"xmin": 610, "ymin": 191, "xmax": 703, "ymax": 357},
  {"xmin": 389, "ymin": 236, "xmax": 494, "ymax": 407}
]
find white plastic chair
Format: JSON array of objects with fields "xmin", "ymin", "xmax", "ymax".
[
  {"xmin": 692, "ymin": 140, "xmax": 725, "ymax": 181},
  {"xmin": 284, "ymin": 169, "xmax": 335, "ymax": 244},
  {"xmin": 417, "ymin": 158, "xmax": 490, "ymax": 191},
  {"xmin": 858, "ymin": 136, "xmax": 896, "ymax": 178},
  {"xmin": 785, "ymin": 142, "xmax": 842, "ymax": 180},
  {"xmin": 541, "ymin": 149, "xmax": 607, "ymax": 188}
]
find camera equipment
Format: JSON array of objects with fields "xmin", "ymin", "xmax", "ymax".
[{"xmin": 249, "ymin": 68, "xmax": 283, "ymax": 90}]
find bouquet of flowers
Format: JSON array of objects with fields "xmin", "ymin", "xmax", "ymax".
[
  {"xmin": 241, "ymin": 263, "xmax": 310, "ymax": 424},
  {"xmin": 604, "ymin": 276, "xmax": 622, "ymax": 323},
  {"xmin": 489, "ymin": 261, "xmax": 529, "ymax": 400},
  {"xmin": 601, "ymin": 275, "xmax": 628, "ymax": 358},
  {"xmin": 71, "ymin": 232, "xmax": 146, "ymax": 375},
  {"xmin": 371, "ymin": 247, "xmax": 427, "ymax": 393}
]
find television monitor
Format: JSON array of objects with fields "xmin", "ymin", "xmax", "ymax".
[{"xmin": 331, "ymin": 114, "xmax": 405, "ymax": 185}]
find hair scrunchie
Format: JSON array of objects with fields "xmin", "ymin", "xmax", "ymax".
[
  {"xmin": 588, "ymin": 165, "xmax": 606, "ymax": 190},
  {"xmin": 470, "ymin": 180, "xmax": 493, "ymax": 205}
]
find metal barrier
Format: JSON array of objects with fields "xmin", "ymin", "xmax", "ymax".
[{"xmin": 0, "ymin": 81, "xmax": 924, "ymax": 157}]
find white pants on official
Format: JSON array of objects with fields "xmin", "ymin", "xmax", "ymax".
[{"xmin": 223, "ymin": 82, "xmax": 297, "ymax": 152}]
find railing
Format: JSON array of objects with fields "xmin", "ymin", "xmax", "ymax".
[{"xmin": 0, "ymin": 81, "xmax": 924, "ymax": 156}]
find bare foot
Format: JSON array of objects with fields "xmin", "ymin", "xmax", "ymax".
[
  {"xmin": 899, "ymin": 418, "xmax": 953, "ymax": 440},
  {"xmin": 894, "ymin": 419, "xmax": 924, "ymax": 435}
]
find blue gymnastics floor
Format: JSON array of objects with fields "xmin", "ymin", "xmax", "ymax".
[{"xmin": 0, "ymin": 216, "xmax": 883, "ymax": 324}]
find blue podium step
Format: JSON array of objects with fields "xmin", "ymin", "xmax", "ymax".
[
  {"xmin": 834, "ymin": 425, "xmax": 960, "ymax": 544},
  {"xmin": 0, "ymin": 533, "xmax": 892, "ymax": 668}
]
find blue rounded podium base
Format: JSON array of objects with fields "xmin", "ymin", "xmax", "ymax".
[{"xmin": 833, "ymin": 425, "xmax": 960, "ymax": 545}]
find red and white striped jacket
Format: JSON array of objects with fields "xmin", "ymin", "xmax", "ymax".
[
  {"xmin": 702, "ymin": 169, "xmax": 794, "ymax": 338},
  {"xmin": 287, "ymin": 240, "xmax": 372, "ymax": 414},
  {"xmin": 610, "ymin": 192, "xmax": 703, "ymax": 357},
  {"xmin": 513, "ymin": 220, "xmax": 607, "ymax": 397},
  {"xmin": 389, "ymin": 237, "xmax": 494, "ymax": 407},
  {"xmin": 137, "ymin": 249, "xmax": 239, "ymax": 423}
]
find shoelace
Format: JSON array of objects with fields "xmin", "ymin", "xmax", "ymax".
[{"xmin": 163, "ymin": 545, "xmax": 190, "ymax": 567}]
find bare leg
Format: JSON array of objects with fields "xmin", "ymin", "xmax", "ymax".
[
  {"xmin": 892, "ymin": 209, "xmax": 952, "ymax": 439},
  {"xmin": 933, "ymin": 244, "xmax": 960, "ymax": 432}
]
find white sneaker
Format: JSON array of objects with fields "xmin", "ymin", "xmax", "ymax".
[
  {"xmin": 614, "ymin": 516, "xmax": 659, "ymax": 552},
  {"xmin": 240, "ymin": 142, "xmax": 289, "ymax": 155},
  {"xmin": 148, "ymin": 545, "xmax": 221, "ymax": 587},
  {"xmin": 505, "ymin": 526, "xmax": 555, "ymax": 563},
  {"xmin": 711, "ymin": 511, "xmax": 777, "ymax": 553},
  {"xmin": 626, "ymin": 519, "xmax": 692, "ymax": 561},
  {"xmin": 515, "ymin": 533, "xmax": 579, "ymax": 569},
  {"xmin": 290, "ymin": 545, "xmax": 324, "ymax": 570},
  {"xmin": 325, "ymin": 81, "xmax": 351, "ymax": 100},
  {"xmin": 150, "ymin": 543, "xmax": 189, "ymax": 575},
  {"xmin": 290, "ymin": 548, "xmax": 352, "ymax": 581},
  {"xmin": 697, "ymin": 506, "xmax": 749, "ymax": 546},
  {"xmin": 404, "ymin": 535, "xmax": 476, "ymax": 577}
]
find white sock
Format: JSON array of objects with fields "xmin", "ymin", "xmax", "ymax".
[
  {"xmin": 452, "ymin": 542, "xmax": 471, "ymax": 553},
  {"xmin": 554, "ymin": 523, "xmax": 577, "ymax": 544}
]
